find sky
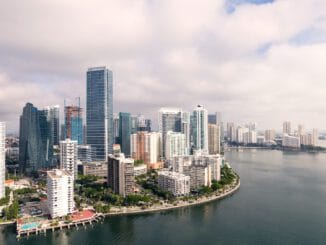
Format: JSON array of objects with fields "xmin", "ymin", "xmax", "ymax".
[{"xmin": 1, "ymin": 0, "xmax": 326, "ymax": 133}]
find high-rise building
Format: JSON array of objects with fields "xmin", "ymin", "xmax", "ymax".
[
  {"xmin": 165, "ymin": 131, "xmax": 186, "ymax": 159},
  {"xmin": 283, "ymin": 121, "xmax": 292, "ymax": 135},
  {"xmin": 107, "ymin": 153, "xmax": 134, "ymax": 197},
  {"xmin": 0, "ymin": 122, "xmax": 5, "ymax": 198},
  {"xmin": 227, "ymin": 122, "xmax": 235, "ymax": 141},
  {"xmin": 64, "ymin": 105, "xmax": 83, "ymax": 144},
  {"xmin": 191, "ymin": 105, "xmax": 208, "ymax": 153},
  {"xmin": 47, "ymin": 169, "xmax": 74, "ymax": 218},
  {"xmin": 282, "ymin": 134, "xmax": 300, "ymax": 148},
  {"xmin": 181, "ymin": 111, "xmax": 191, "ymax": 155},
  {"xmin": 60, "ymin": 139, "xmax": 78, "ymax": 180},
  {"xmin": 208, "ymin": 124, "xmax": 220, "ymax": 154},
  {"xmin": 77, "ymin": 145, "xmax": 93, "ymax": 163},
  {"xmin": 119, "ymin": 112, "xmax": 131, "ymax": 156},
  {"xmin": 130, "ymin": 132, "xmax": 161, "ymax": 165},
  {"xmin": 298, "ymin": 124, "xmax": 305, "ymax": 136},
  {"xmin": 113, "ymin": 114, "xmax": 119, "ymax": 144},
  {"xmin": 86, "ymin": 67, "xmax": 113, "ymax": 161},
  {"xmin": 209, "ymin": 112, "xmax": 224, "ymax": 144},
  {"xmin": 312, "ymin": 128, "xmax": 318, "ymax": 146},
  {"xmin": 158, "ymin": 108, "xmax": 182, "ymax": 158},
  {"xmin": 44, "ymin": 105, "xmax": 60, "ymax": 146},
  {"xmin": 19, "ymin": 103, "xmax": 53, "ymax": 174}
]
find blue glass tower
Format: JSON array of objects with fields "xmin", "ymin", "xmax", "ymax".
[
  {"xmin": 86, "ymin": 67, "xmax": 113, "ymax": 161},
  {"xmin": 118, "ymin": 112, "xmax": 131, "ymax": 156}
]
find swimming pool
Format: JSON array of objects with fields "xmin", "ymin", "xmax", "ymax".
[{"xmin": 21, "ymin": 222, "xmax": 39, "ymax": 231}]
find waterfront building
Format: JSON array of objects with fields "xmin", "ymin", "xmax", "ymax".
[
  {"xmin": 165, "ymin": 131, "xmax": 186, "ymax": 160},
  {"xmin": 312, "ymin": 129, "xmax": 318, "ymax": 146},
  {"xmin": 119, "ymin": 112, "xmax": 131, "ymax": 157},
  {"xmin": 227, "ymin": 122, "xmax": 235, "ymax": 141},
  {"xmin": 209, "ymin": 112, "xmax": 224, "ymax": 147},
  {"xmin": 47, "ymin": 169, "xmax": 74, "ymax": 218},
  {"xmin": 282, "ymin": 134, "xmax": 300, "ymax": 149},
  {"xmin": 107, "ymin": 153, "xmax": 134, "ymax": 197},
  {"xmin": 77, "ymin": 145, "xmax": 92, "ymax": 163},
  {"xmin": 0, "ymin": 122, "xmax": 5, "ymax": 198},
  {"xmin": 19, "ymin": 103, "xmax": 53, "ymax": 174},
  {"xmin": 158, "ymin": 108, "xmax": 182, "ymax": 158},
  {"xmin": 130, "ymin": 131, "xmax": 161, "ymax": 166},
  {"xmin": 297, "ymin": 124, "xmax": 305, "ymax": 136},
  {"xmin": 60, "ymin": 139, "xmax": 78, "ymax": 179},
  {"xmin": 64, "ymin": 105, "xmax": 83, "ymax": 144},
  {"xmin": 191, "ymin": 105, "xmax": 208, "ymax": 153},
  {"xmin": 44, "ymin": 105, "xmax": 60, "ymax": 146},
  {"xmin": 236, "ymin": 126, "xmax": 245, "ymax": 143},
  {"xmin": 283, "ymin": 121, "xmax": 292, "ymax": 135},
  {"xmin": 249, "ymin": 131, "xmax": 257, "ymax": 144},
  {"xmin": 133, "ymin": 164, "xmax": 147, "ymax": 176},
  {"xmin": 86, "ymin": 66, "xmax": 113, "ymax": 161},
  {"xmin": 158, "ymin": 171, "xmax": 190, "ymax": 196},
  {"xmin": 82, "ymin": 162, "xmax": 107, "ymax": 178},
  {"xmin": 171, "ymin": 152, "xmax": 222, "ymax": 190},
  {"xmin": 208, "ymin": 124, "xmax": 220, "ymax": 154}
]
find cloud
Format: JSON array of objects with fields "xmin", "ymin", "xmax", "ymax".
[{"xmin": 0, "ymin": 0, "xmax": 326, "ymax": 133}]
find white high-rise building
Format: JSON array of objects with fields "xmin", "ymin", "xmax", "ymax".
[
  {"xmin": 312, "ymin": 129, "xmax": 319, "ymax": 146},
  {"xmin": 0, "ymin": 122, "xmax": 5, "ymax": 198},
  {"xmin": 282, "ymin": 134, "xmax": 300, "ymax": 148},
  {"xmin": 191, "ymin": 105, "xmax": 208, "ymax": 153},
  {"xmin": 165, "ymin": 131, "xmax": 186, "ymax": 159},
  {"xmin": 47, "ymin": 169, "xmax": 74, "ymax": 218},
  {"xmin": 181, "ymin": 111, "xmax": 191, "ymax": 155},
  {"xmin": 158, "ymin": 171, "xmax": 190, "ymax": 196},
  {"xmin": 264, "ymin": 129, "xmax": 275, "ymax": 142},
  {"xmin": 60, "ymin": 139, "xmax": 78, "ymax": 180}
]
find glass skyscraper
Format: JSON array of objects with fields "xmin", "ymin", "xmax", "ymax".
[
  {"xmin": 45, "ymin": 105, "xmax": 60, "ymax": 146},
  {"xmin": 119, "ymin": 112, "xmax": 131, "ymax": 156},
  {"xmin": 86, "ymin": 67, "xmax": 113, "ymax": 161},
  {"xmin": 19, "ymin": 103, "xmax": 53, "ymax": 174}
]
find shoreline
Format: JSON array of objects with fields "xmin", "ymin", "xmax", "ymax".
[{"xmin": 104, "ymin": 177, "xmax": 240, "ymax": 217}]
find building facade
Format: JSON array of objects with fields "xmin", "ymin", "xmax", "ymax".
[
  {"xmin": 158, "ymin": 171, "xmax": 190, "ymax": 196},
  {"xmin": 191, "ymin": 105, "xmax": 208, "ymax": 153},
  {"xmin": 47, "ymin": 169, "xmax": 74, "ymax": 218},
  {"xmin": 119, "ymin": 112, "xmax": 131, "ymax": 157},
  {"xmin": 208, "ymin": 124, "xmax": 220, "ymax": 154},
  {"xmin": 45, "ymin": 105, "xmax": 60, "ymax": 146},
  {"xmin": 64, "ymin": 105, "xmax": 83, "ymax": 144},
  {"xmin": 86, "ymin": 67, "xmax": 113, "ymax": 161},
  {"xmin": 82, "ymin": 162, "xmax": 107, "ymax": 178},
  {"xmin": 60, "ymin": 139, "xmax": 78, "ymax": 179},
  {"xmin": 19, "ymin": 103, "xmax": 53, "ymax": 174},
  {"xmin": 107, "ymin": 153, "xmax": 134, "ymax": 197},
  {"xmin": 165, "ymin": 131, "xmax": 186, "ymax": 159}
]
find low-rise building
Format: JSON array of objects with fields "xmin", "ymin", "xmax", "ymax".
[
  {"xmin": 282, "ymin": 134, "xmax": 300, "ymax": 149},
  {"xmin": 158, "ymin": 171, "xmax": 190, "ymax": 196},
  {"xmin": 133, "ymin": 164, "xmax": 147, "ymax": 176},
  {"xmin": 82, "ymin": 162, "xmax": 107, "ymax": 178},
  {"xmin": 47, "ymin": 169, "xmax": 74, "ymax": 218}
]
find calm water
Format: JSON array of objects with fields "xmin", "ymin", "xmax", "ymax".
[{"xmin": 2, "ymin": 149, "xmax": 326, "ymax": 245}]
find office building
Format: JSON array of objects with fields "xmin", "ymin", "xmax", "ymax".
[
  {"xmin": 113, "ymin": 114, "xmax": 119, "ymax": 144},
  {"xmin": 64, "ymin": 105, "xmax": 83, "ymax": 144},
  {"xmin": 208, "ymin": 124, "xmax": 220, "ymax": 154},
  {"xmin": 77, "ymin": 145, "xmax": 92, "ymax": 163},
  {"xmin": 60, "ymin": 139, "xmax": 78, "ymax": 179},
  {"xmin": 0, "ymin": 122, "xmax": 5, "ymax": 198},
  {"xmin": 44, "ymin": 105, "xmax": 60, "ymax": 146},
  {"xmin": 119, "ymin": 112, "xmax": 131, "ymax": 156},
  {"xmin": 158, "ymin": 171, "xmax": 190, "ymax": 196},
  {"xmin": 165, "ymin": 131, "xmax": 186, "ymax": 159},
  {"xmin": 86, "ymin": 66, "xmax": 113, "ymax": 161},
  {"xmin": 19, "ymin": 103, "xmax": 53, "ymax": 174},
  {"xmin": 108, "ymin": 153, "xmax": 134, "ymax": 197},
  {"xmin": 158, "ymin": 108, "xmax": 182, "ymax": 158},
  {"xmin": 47, "ymin": 169, "xmax": 74, "ymax": 218}
]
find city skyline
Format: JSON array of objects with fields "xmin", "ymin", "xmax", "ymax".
[{"xmin": 1, "ymin": 0, "xmax": 326, "ymax": 132}]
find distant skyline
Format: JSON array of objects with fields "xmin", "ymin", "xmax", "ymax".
[{"xmin": 1, "ymin": 0, "xmax": 326, "ymax": 133}]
